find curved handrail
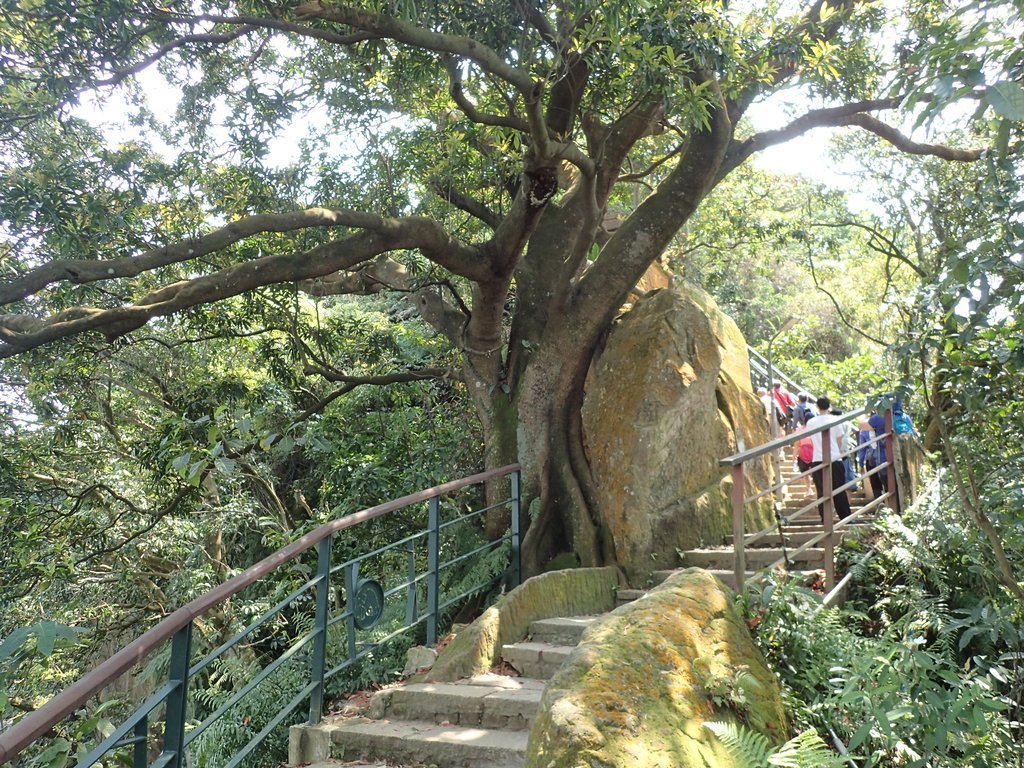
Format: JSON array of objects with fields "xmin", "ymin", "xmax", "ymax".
[{"xmin": 0, "ymin": 463, "xmax": 522, "ymax": 765}]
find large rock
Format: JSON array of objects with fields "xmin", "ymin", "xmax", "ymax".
[
  {"xmin": 424, "ymin": 567, "xmax": 622, "ymax": 682},
  {"xmin": 524, "ymin": 569, "xmax": 788, "ymax": 768},
  {"xmin": 582, "ymin": 284, "xmax": 773, "ymax": 585}
]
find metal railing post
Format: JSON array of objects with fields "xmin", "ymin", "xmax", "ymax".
[
  {"xmin": 132, "ymin": 715, "xmax": 148, "ymax": 768},
  {"xmin": 160, "ymin": 622, "xmax": 192, "ymax": 768},
  {"xmin": 405, "ymin": 540, "xmax": 418, "ymax": 626},
  {"xmin": 308, "ymin": 535, "xmax": 332, "ymax": 724},
  {"xmin": 732, "ymin": 463, "xmax": 746, "ymax": 591},
  {"xmin": 885, "ymin": 408, "xmax": 898, "ymax": 511},
  {"xmin": 510, "ymin": 470, "xmax": 522, "ymax": 589},
  {"xmin": 344, "ymin": 563, "xmax": 358, "ymax": 659},
  {"xmin": 822, "ymin": 431, "xmax": 836, "ymax": 591},
  {"xmin": 426, "ymin": 496, "xmax": 441, "ymax": 646}
]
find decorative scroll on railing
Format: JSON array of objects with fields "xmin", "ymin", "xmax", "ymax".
[
  {"xmin": 719, "ymin": 408, "xmax": 897, "ymax": 593},
  {"xmin": 0, "ymin": 465, "xmax": 522, "ymax": 768}
]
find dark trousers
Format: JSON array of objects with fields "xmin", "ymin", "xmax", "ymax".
[
  {"xmin": 812, "ymin": 460, "xmax": 852, "ymax": 520},
  {"xmin": 867, "ymin": 464, "xmax": 886, "ymax": 500},
  {"xmin": 867, "ymin": 464, "xmax": 901, "ymax": 514}
]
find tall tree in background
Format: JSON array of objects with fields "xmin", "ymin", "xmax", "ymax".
[{"xmin": 0, "ymin": 0, "xmax": 1017, "ymax": 574}]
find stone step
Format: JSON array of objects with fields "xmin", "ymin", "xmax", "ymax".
[
  {"xmin": 500, "ymin": 641, "xmax": 573, "ymax": 679},
  {"xmin": 529, "ymin": 615, "xmax": 598, "ymax": 646},
  {"xmin": 367, "ymin": 675, "xmax": 545, "ymax": 731},
  {"xmin": 650, "ymin": 568, "xmax": 818, "ymax": 591},
  {"xmin": 680, "ymin": 547, "xmax": 826, "ymax": 569},
  {"xmin": 727, "ymin": 529, "xmax": 838, "ymax": 547},
  {"xmin": 616, "ymin": 588, "xmax": 646, "ymax": 605},
  {"xmin": 302, "ymin": 717, "xmax": 527, "ymax": 768}
]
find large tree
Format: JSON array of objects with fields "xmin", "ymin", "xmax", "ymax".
[{"xmin": 0, "ymin": 0, "xmax": 1015, "ymax": 574}]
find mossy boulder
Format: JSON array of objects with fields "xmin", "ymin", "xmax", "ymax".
[
  {"xmin": 425, "ymin": 567, "xmax": 622, "ymax": 682},
  {"xmin": 524, "ymin": 569, "xmax": 787, "ymax": 768},
  {"xmin": 582, "ymin": 284, "xmax": 774, "ymax": 585}
]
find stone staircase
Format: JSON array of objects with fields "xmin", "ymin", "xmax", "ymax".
[
  {"xmin": 672, "ymin": 461, "xmax": 878, "ymax": 589},
  {"xmin": 290, "ymin": 468, "xmax": 884, "ymax": 768},
  {"xmin": 290, "ymin": 616, "xmax": 600, "ymax": 768}
]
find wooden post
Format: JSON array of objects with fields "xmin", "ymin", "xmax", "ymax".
[
  {"xmin": 732, "ymin": 463, "xmax": 746, "ymax": 592},
  {"xmin": 885, "ymin": 408, "xmax": 898, "ymax": 511},
  {"xmin": 822, "ymin": 428, "xmax": 836, "ymax": 591}
]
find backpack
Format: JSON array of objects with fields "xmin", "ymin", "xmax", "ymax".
[
  {"xmin": 894, "ymin": 414, "xmax": 915, "ymax": 435},
  {"xmin": 864, "ymin": 436, "xmax": 881, "ymax": 467}
]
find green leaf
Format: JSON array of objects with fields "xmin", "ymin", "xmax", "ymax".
[
  {"xmin": 0, "ymin": 626, "xmax": 33, "ymax": 663},
  {"xmin": 34, "ymin": 620, "xmax": 57, "ymax": 656},
  {"xmin": 986, "ymin": 81, "xmax": 1024, "ymax": 121}
]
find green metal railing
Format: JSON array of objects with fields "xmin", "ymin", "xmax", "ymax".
[{"xmin": 0, "ymin": 464, "xmax": 522, "ymax": 768}]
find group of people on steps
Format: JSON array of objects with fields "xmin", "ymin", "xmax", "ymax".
[{"xmin": 756, "ymin": 382, "xmax": 914, "ymax": 521}]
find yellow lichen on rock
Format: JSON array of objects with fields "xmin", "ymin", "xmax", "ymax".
[
  {"xmin": 425, "ymin": 567, "xmax": 622, "ymax": 682},
  {"xmin": 582, "ymin": 284, "xmax": 774, "ymax": 585},
  {"xmin": 525, "ymin": 569, "xmax": 787, "ymax": 768}
]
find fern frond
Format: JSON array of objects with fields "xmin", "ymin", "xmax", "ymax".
[
  {"xmin": 768, "ymin": 728, "xmax": 845, "ymax": 767},
  {"xmin": 703, "ymin": 720, "xmax": 773, "ymax": 766}
]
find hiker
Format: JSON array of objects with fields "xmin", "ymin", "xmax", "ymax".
[
  {"xmin": 805, "ymin": 396, "xmax": 852, "ymax": 520},
  {"xmin": 791, "ymin": 393, "xmax": 813, "ymax": 428},
  {"xmin": 794, "ymin": 424, "xmax": 815, "ymax": 496},
  {"xmin": 856, "ymin": 418, "xmax": 873, "ymax": 490},
  {"xmin": 771, "ymin": 383, "xmax": 796, "ymax": 432},
  {"xmin": 867, "ymin": 409, "xmax": 902, "ymax": 513},
  {"xmin": 831, "ymin": 407, "xmax": 856, "ymax": 487},
  {"xmin": 758, "ymin": 386, "xmax": 786, "ymax": 430}
]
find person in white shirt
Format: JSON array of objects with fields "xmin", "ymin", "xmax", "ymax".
[
  {"xmin": 803, "ymin": 396, "xmax": 852, "ymax": 520},
  {"xmin": 757, "ymin": 387, "xmax": 784, "ymax": 428}
]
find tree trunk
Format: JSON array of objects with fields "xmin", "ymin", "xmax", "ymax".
[{"xmin": 515, "ymin": 336, "xmax": 605, "ymax": 576}]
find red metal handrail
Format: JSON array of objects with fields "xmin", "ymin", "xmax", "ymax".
[{"xmin": 0, "ymin": 463, "xmax": 522, "ymax": 764}]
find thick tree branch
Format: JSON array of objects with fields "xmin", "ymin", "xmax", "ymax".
[
  {"xmin": 299, "ymin": 256, "xmax": 413, "ymax": 296},
  {"xmin": 429, "ymin": 178, "xmax": 502, "ymax": 229},
  {"xmin": 96, "ymin": 26, "xmax": 256, "ymax": 87},
  {"xmin": 442, "ymin": 56, "xmax": 530, "ymax": 132},
  {"xmin": 577, "ymin": 80, "xmax": 730, "ymax": 318},
  {"xmin": 160, "ymin": 12, "xmax": 379, "ymax": 47},
  {"xmin": 0, "ymin": 208, "xmax": 434, "ymax": 307},
  {"xmin": 303, "ymin": 365, "xmax": 453, "ymax": 386},
  {"xmin": 293, "ymin": 1, "xmax": 535, "ymax": 95},
  {"xmin": 722, "ymin": 99, "xmax": 901, "ymax": 175},
  {"xmin": 835, "ymin": 114, "xmax": 984, "ymax": 161},
  {"xmin": 0, "ymin": 218, "xmax": 483, "ymax": 357}
]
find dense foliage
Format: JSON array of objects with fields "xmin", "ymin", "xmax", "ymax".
[
  {"xmin": 750, "ymin": 480, "xmax": 1023, "ymax": 765},
  {"xmin": 0, "ymin": 0, "xmax": 1022, "ymax": 765}
]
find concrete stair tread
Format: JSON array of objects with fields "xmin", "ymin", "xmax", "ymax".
[
  {"xmin": 316, "ymin": 717, "xmax": 527, "ymax": 768},
  {"xmin": 500, "ymin": 641, "xmax": 573, "ymax": 679},
  {"xmin": 728, "ymin": 530, "xmax": 840, "ymax": 545},
  {"xmin": 647, "ymin": 567, "xmax": 818, "ymax": 591},
  {"xmin": 616, "ymin": 588, "xmax": 646, "ymax": 603},
  {"xmin": 371, "ymin": 676, "xmax": 543, "ymax": 731},
  {"xmin": 682, "ymin": 546, "xmax": 825, "ymax": 555},
  {"xmin": 529, "ymin": 615, "xmax": 598, "ymax": 645}
]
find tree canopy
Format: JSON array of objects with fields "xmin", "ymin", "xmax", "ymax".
[{"xmin": 1, "ymin": 0, "xmax": 1020, "ymax": 573}]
